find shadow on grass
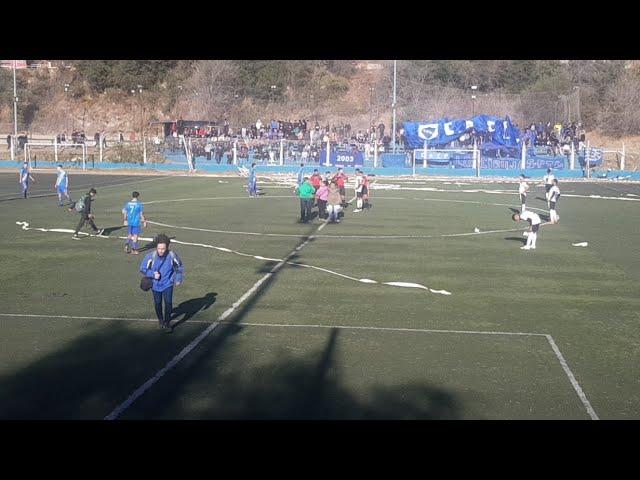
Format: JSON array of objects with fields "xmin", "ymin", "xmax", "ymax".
[
  {"xmin": 0, "ymin": 314, "xmax": 462, "ymax": 420},
  {"xmin": 0, "ymin": 220, "xmax": 462, "ymax": 420},
  {"xmin": 101, "ymin": 226, "xmax": 125, "ymax": 236},
  {"xmin": 170, "ymin": 292, "xmax": 217, "ymax": 330},
  {"xmin": 160, "ymin": 327, "xmax": 461, "ymax": 420}
]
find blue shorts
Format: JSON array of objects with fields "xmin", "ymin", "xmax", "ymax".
[
  {"xmin": 128, "ymin": 225, "xmax": 142, "ymax": 235},
  {"xmin": 57, "ymin": 185, "xmax": 68, "ymax": 194}
]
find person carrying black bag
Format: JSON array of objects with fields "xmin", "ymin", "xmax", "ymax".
[{"xmin": 139, "ymin": 234, "xmax": 185, "ymax": 331}]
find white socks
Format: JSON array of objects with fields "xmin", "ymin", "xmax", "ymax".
[{"xmin": 527, "ymin": 232, "xmax": 537, "ymax": 248}]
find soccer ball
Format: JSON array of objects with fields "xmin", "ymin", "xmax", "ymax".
[{"xmin": 474, "ymin": 227, "xmax": 480, "ymax": 233}]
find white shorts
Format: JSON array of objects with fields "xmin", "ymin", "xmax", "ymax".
[{"xmin": 326, "ymin": 204, "xmax": 342, "ymax": 214}]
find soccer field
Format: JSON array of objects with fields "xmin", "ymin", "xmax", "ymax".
[{"xmin": 1, "ymin": 170, "xmax": 639, "ymax": 419}]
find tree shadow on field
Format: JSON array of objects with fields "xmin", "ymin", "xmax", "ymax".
[
  {"xmin": 170, "ymin": 292, "xmax": 218, "ymax": 330},
  {"xmin": 0, "ymin": 222, "xmax": 463, "ymax": 419},
  {"xmin": 167, "ymin": 328, "xmax": 462, "ymax": 420},
  {"xmin": 0, "ymin": 322, "xmax": 196, "ymax": 419},
  {"xmin": 101, "ymin": 226, "xmax": 125, "ymax": 236}
]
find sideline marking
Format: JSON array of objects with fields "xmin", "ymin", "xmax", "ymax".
[
  {"xmin": 0, "ymin": 176, "xmax": 171, "ymax": 202},
  {"xmin": 0, "ymin": 313, "xmax": 597, "ymax": 419},
  {"xmin": 16, "ymin": 220, "xmax": 448, "ymax": 294},
  {"xmin": 544, "ymin": 334, "xmax": 599, "ymax": 420},
  {"xmin": 103, "ymin": 220, "xmax": 326, "ymax": 420}
]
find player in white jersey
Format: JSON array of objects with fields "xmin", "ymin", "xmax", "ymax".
[
  {"xmin": 518, "ymin": 174, "xmax": 529, "ymax": 212},
  {"xmin": 353, "ymin": 169, "xmax": 365, "ymax": 213},
  {"xmin": 54, "ymin": 165, "xmax": 72, "ymax": 206},
  {"xmin": 543, "ymin": 168, "xmax": 555, "ymax": 207},
  {"xmin": 548, "ymin": 179, "xmax": 560, "ymax": 224},
  {"xmin": 512, "ymin": 209, "xmax": 541, "ymax": 250}
]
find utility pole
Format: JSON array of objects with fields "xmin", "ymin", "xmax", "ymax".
[
  {"xmin": 13, "ymin": 60, "xmax": 18, "ymax": 138},
  {"xmin": 392, "ymin": 60, "xmax": 397, "ymax": 153}
]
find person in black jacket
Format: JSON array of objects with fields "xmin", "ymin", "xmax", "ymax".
[{"xmin": 70, "ymin": 188, "xmax": 104, "ymax": 239}]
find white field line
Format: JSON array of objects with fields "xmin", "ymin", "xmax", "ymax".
[
  {"xmin": 148, "ymin": 216, "xmax": 525, "ymax": 240},
  {"xmin": 0, "ymin": 175, "xmax": 171, "ymax": 200},
  {"xmin": 145, "ymin": 195, "xmax": 292, "ymax": 205},
  {"xmin": 144, "ymin": 193, "xmax": 550, "ymax": 215},
  {"xmin": 103, "ymin": 217, "xmax": 329, "ymax": 420},
  {"xmin": 544, "ymin": 335, "xmax": 599, "ymax": 420},
  {"xmin": 0, "ymin": 312, "xmax": 597, "ymax": 419},
  {"xmin": 15, "ymin": 220, "xmax": 448, "ymax": 293}
]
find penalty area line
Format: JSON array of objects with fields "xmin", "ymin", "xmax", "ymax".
[{"xmin": 0, "ymin": 312, "xmax": 598, "ymax": 419}]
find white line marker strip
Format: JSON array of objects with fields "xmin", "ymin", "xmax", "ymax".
[
  {"xmin": 0, "ymin": 312, "xmax": 543, "ymax": 336},
  {"xmin": 0, "ymin": 312, "xmax": 596, "ymax": 419},
  {"xmin": 148, "ymin": 218, "xmax": 524, "ymax": 240},
  {"xmin": 545, "ymin": 335, "xmax": 599, "ymax": 420},
  {"xmin": 0, "ymin": 175, "xmax": 171, "ymax": 200},
  {"xmin": 103, "ymin": 218, "xmax": 328, "ymax": 420},
  {"xmin": 145, "ymin": 195, "xmax": 292, "ymax": 205}
]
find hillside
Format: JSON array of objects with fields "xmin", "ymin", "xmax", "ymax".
[{"xmin": 1, "ymin": 60, "xmax": 639, "ymax": 168}]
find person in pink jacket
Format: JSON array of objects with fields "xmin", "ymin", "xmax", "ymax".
[{"xmin": 315, "ymin": 180, "xmax": 329, "ymax": 220}]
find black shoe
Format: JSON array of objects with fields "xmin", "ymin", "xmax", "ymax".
[{"xmin": 96, "ymin": 228, "xmax": 104, "ymax": 236}]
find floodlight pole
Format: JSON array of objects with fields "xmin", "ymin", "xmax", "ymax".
[
  {"xmin": 392, "ymin": 60, "xmax": 397, "ymax": 154},
  {"xmin": 13, "ymin": 61, "xmax": 18, "ymax": 138}
]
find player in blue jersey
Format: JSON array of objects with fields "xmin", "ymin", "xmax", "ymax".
[
  {"xmin": 248, "ymin": 162, "xmax": 258, "ymax": 197},
  {"xmin": 18, "ymin": 162, "xmax": 35, "ymax": 198},
  {"xmin": 54, "ymin": 165, "xmax": 72, "ymax": 206},
  {"xmin": 122, "ymin": 191, "xmax": 147, "ymax": 255}
]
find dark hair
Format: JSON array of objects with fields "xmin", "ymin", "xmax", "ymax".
[
  {"xmin": 251, "ymin": 163, "xmax": 256, "ymax": 167},
  {"xmin": 132, "ymin": 191, "xmax": 140, "ymax": 198},
  {"xmin": 323, "ymin": 180, "xmax": 329, "ymax": 186},
  {"xmin": 89, "ymin": 188, "xmax": 97, "ymax": 194},
  {"xmin": 547, "ymin": 168, "xmax": 551, "ymax": 173},
  {"xmin": 155, "ymin": 233, "xmax": 170, "ymax": 247},
  {"xmin": 58, "ymin": 164, "xmax": 63, "ymax": 168},
  {"xmin": 511, "ymin": 213, "xmax": 520, "ymax": 221},
  {"xmin": 553, "ymin": 178, "xmax": 558, "ymax": 184}
]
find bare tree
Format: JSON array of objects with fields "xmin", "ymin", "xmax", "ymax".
[{"xmin": 184, "ymin": 61, "xmax": 238, "ymax": 120}]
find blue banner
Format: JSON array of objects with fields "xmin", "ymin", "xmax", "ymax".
[
  {"xmin": 403, "ymin": 114, "xmax": 522, "ymax": 149},
  {"xmin": 449, "ymin": 157, "xmax": 566, "ymax": 169},
  {"xmin": 579, "ymin": 147, "xmax": 603, "ymax": 167},
  {"xmin": 415, "ymin": 149, "xmax": 473, "ymax": 167},
  {"xmin": 319, "ymin": 148, "xmax": 364, "ymax": 167}
]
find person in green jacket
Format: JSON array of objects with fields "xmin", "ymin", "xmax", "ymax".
[{"xmin": 297, "ymin": 176, "xmax": 316, "ymax": 223}]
